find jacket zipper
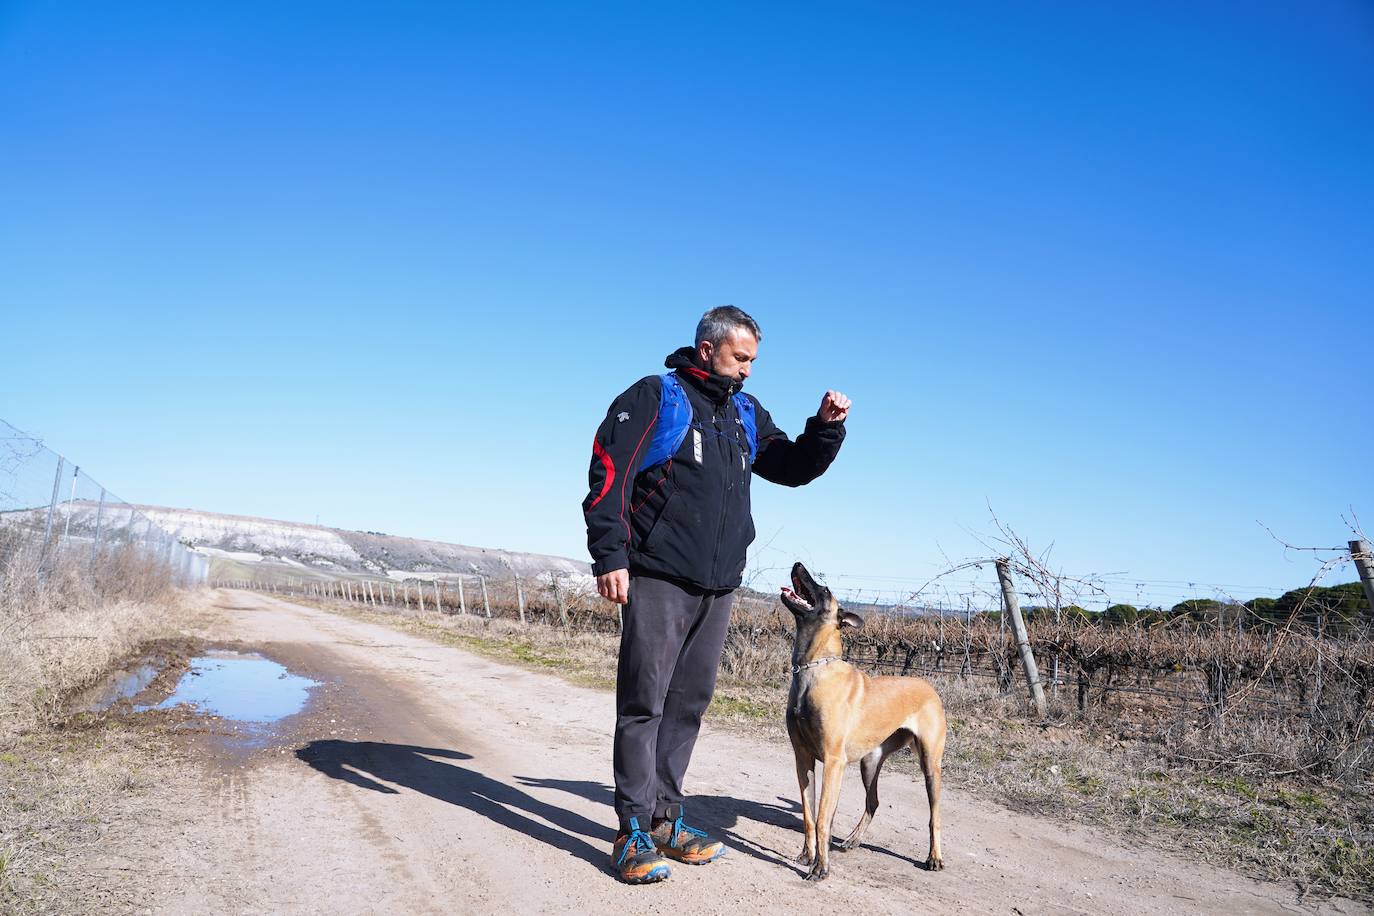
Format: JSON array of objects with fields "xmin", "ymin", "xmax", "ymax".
[{"xmin": 709, "ymin": 401, "xmax": 737, "ymax": 585}]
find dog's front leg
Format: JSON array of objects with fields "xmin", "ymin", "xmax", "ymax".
[
  {"xmin": 791, "ymin": 745, "xmax": 817, "ymax": 866},
  {"xmin": 805, "ymin": 755, "xmax": 845, "ymax": 881}
]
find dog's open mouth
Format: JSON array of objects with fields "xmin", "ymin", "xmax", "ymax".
[{"xmin": 781, "ymin": 565, "xmax": 816, "ymax": 611}]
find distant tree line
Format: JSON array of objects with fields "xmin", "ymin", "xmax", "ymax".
[{"xmin": 971, "ymin": 582, "xmax": 1371, "ymax": 636}]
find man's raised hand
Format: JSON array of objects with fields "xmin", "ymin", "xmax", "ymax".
[{"xmin": 817, "ymin": 390, "xmax": 852, "ymax": 423}]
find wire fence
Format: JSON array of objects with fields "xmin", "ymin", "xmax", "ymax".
[{"xmin": 0, "ymin": 419, "xmax": 208, "ymax": 593}]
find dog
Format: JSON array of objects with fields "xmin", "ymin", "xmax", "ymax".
[{"xmin": 780, "ymin": 561, "xmax": 947, "ymax": 881}]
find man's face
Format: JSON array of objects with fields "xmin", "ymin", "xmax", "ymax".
[{"xmin": 698, "ymin": 328, "xmax": 759, "ymax": 383}]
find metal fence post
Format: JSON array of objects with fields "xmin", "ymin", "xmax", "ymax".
[
  {"xmin": 38, "ymin": 456, "xmax": 65, "ymax": 573},
  {"xmin": 90, "ymin": 487, "xmax": 106, "ymax": 575},
  {"xmin": 61, "ymin": 465, "xmax": 79, "ymax": 543}
]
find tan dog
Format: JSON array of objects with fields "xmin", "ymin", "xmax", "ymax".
[{"xmin": 780, "ymin": 562, "xmax": 947, "ymax": 881}]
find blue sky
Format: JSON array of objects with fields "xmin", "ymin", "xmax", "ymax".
[{"xmin": 2, "ymin": 1, "xmax": 1371, "ymax": 608}]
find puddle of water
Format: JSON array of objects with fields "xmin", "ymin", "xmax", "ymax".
[
  {"xmin": 140, "ymin": 650, "xmax": 319, "ymax": 723},
  {"xmin": 84, "ymin": 662, "xmax": 162, "ymax": 712}
]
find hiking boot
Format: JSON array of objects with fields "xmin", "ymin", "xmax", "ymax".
[
  {"xmin": 612, "ymin": 817, "xmax": 672, "ymax": 884},
  {"xmin": 650, "ymin": 804, "xmax": 726, "ymax": 865}
]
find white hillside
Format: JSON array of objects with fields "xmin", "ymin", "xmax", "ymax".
[{"xmin": 23, "ymin": 503, "xmax": 591, "ymax": 584}]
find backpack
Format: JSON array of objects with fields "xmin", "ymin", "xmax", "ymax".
[{"xmin": 639, "ymin": 372, "xmax": 757, "ymax": 473}]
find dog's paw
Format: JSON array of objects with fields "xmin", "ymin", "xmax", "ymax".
[
  {"xmin": 804, "ymin": 862, "xmax": 829, "ymax": 882},
  {"xmin": 925, "ymin": 853, "xmax": 944, "ymax": 872},
  {"xmin": 834, "ymin": 838, "xmax": 859, "ymax": 852},
  {"xmin": 795, "ymin": 848, "xmax": 814, "ymax": 866}
]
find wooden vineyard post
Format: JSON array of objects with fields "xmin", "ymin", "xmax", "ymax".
[
  {"xmin": 936, "ymin": 612, "xmax": 945, "ymax": 672},
  {"xmin": 1051, "ymin": 600, "xmax": 1061, "ymax": 700},
  {"xmin": 458, "ymin": 577, "xmax": 466, "ymax": 614},
  {"xmin": 996, "ymin": 558, "xmax": 1047, "ymax": 718},
  {"xmin": 418, "ymin": 583, "xmax": 426, "ymax": 613},
  {"xmin": 480, "ymin": 576, "xmax": 491, "ymax": 618},
  {"xmin": 517, "ymin": 577, "xmax": 526, "ymax": 625},
  {"xmin": 434, "ymin": 579, "xmax": 443, "ymax": 613},
  {"xmin": 1351, "ymin": 540, "xmax": 1374, "ymax": 621},
  {"xmin": 1314, "ymin": 612, "xmax": 1325, "ymax": 714},
  {"xmin": 961, "ymin": 597, "xmax": 972, "ymax": 677},
  {"xmin": 549, "ymin": 572, "xmax": 567, "ymax": 627}
]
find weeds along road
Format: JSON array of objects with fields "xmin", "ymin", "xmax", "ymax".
[{"xmin": 99, "ymin": 590, "xmax": 1361, "ymax": 915}]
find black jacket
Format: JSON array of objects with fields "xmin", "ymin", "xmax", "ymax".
[{"xmin": 583, "ymin": 347, "xmax": 846, "ymax": 591}]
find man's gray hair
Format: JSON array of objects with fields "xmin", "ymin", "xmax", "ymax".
[{"xmin": 695, "ymin": 306, "xmax": 762, "ymax": 348}]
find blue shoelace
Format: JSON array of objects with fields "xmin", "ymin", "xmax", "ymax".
[
  {"xmin": 617, "ymin": 818, "xmax": 658, "ymax": 867},
  {"xmin": 669, "ymin": 816, "xmax": 709, "ymax": 844}
]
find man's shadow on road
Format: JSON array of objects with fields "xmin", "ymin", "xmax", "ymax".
[
  {"xmin": 295, "ymin": 742, "xmax": 926, "ymax": 877},
  {"xmin": 295, "ymin": 741, "xmax": 615, "ymax": 873}
]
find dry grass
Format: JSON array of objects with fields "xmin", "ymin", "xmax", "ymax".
[
  {"xmin": 0, "ymin": 528, "xmax": 216, "ymax": 913},
  {"xmin": 0, "ymin": 538, "xmax": 192, "ymax": 745},
  {"xmin": 912, "ymin": 679, "xmax": 1374, "ymax": 903},
  {"xmin": 299, "ymin": 593, "xmax": 1374, "ymax": 904},
  {"xmin": 0, "ymin": 718, "xmax": 194, "ymax": 914}
]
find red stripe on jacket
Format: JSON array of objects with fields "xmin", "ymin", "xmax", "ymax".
[{"xmin": 588, "ymin": 439, "xmax": 615, "ymax": 509}]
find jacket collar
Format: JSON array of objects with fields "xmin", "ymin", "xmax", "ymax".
[{"xmin": 664, "ymin": 346, "xmax": 739, "ymax": 404}]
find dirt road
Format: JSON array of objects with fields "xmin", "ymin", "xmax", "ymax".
[{"xmin": 94, "ymin": 590, "xmax": 1363, "ymax": 914}]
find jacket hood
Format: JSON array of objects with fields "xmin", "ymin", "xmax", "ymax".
[{"xmin": 665, "ymin": 346, "xmax": 741, "ymax": 403}]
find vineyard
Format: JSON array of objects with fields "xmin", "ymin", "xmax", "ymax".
[{"xmin": 225, "ymin": 549, "xmax": 1374, "ymax": 784}]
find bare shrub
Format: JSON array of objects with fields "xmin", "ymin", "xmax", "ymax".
[{"xmin": 0, "ymin": 536, "xmax": 185, "ymax": 744}]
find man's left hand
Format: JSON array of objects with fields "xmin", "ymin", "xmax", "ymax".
[{"xmin": 817, "ymin": 390, "xmax": 851, "ymax": 423}]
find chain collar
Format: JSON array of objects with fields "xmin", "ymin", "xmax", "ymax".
[{"xmin": 791, "ymin": 655, "xmax": 843, "ymax": 675}]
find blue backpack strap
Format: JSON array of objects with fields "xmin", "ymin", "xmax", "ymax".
[
  {"xmin": 639, "ymin": 372, "xmax": 693, "ymax": 473},
  {"xmin": 733, "ymin": 392, "xmax": 758, "ymax": 465}
]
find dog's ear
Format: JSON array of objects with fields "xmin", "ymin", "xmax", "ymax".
[{"xmin": 839, "ymin": 611, "xmax": 864, "ymax": 629}]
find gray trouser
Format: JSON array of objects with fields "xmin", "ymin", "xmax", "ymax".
[{"xmin": 613, "ymin": 575, "xmax": 734, "ymax": 831}]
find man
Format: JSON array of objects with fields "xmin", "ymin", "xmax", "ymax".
[{"xmin": 583, "ymin": 306, "xmax": 850, "ymax": 883}]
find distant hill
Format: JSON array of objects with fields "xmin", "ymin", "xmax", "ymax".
[{"xmin": 5, "ymin": 502, "xmax": 591, "ymax": 585}]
